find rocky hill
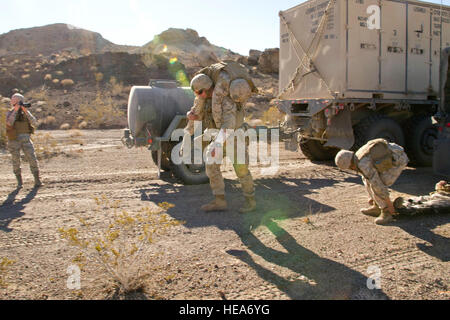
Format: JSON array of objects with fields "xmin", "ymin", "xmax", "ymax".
[
  {"xmin": 0, "ymin": 24, "xmax": 280, "ymax": 131},
  {"xmin": 0, "ymin": 23, "xmax": 136, "ymax": 57}
]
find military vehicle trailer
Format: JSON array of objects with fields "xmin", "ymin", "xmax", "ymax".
[
  {"xmin": 277, "ymin": 0, "xmax": 450, "ymax": 166},
  {"xmin": 122, "ymin": 80, "xmax": 209, "ymax": 185}
]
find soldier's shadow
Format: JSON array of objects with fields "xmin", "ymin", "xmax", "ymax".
[
  {"xmin": 139, "ymin": 175, "xmax": 388, "ymax": 299},
  {"xmin": 393, "ymin": 214, "xmax": 450, "ymax": 262},
  {"xmin": 0, "ymin": 188, "xmax": 38, "ymax": 232}
]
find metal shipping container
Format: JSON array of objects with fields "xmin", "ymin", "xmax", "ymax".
[{"xmin": 279, "ymin": 0, "xmax": 450, "ymax": 100}]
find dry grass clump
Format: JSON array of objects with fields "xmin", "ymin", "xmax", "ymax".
[
  {"xmin": 60, "ymin": 123, "xmax": 71, "ymax": 130},
  {"xmin": 61, "ymin": 79, "xmax": 75, "ymax": 88},
  {"xmin": 109, "ymin": 77, "xmax": 126, "ymax": 96},
  {"xmin": 0, "ymin": 257, "xmax": 15, "ymax": 288},
  {"xmin": 58, "ymin": 196, "xmax": 183, "ymax": 298},
  {"xmin": 261, "ymin": 106, "xmax": 285, "ymax": 126},
  {"xmin": 32, "ymin": 132, "xmax": 61, "ymax": 159},
  {"xmin": 79, "ymin": 92, "xmax": 125, "ymax": 128}
]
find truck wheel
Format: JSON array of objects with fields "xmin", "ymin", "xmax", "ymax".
[
  {"xmin": 405, "ymin": 115, "xmax": 437, "ymax": 167},
  {"xmin": 353, "ymin": 115, "xmax": 405, "ymax": 151},
  {"xmin": 151, "ymin": 151, "xmax": 171, "ymax": 172},
  {"xmin": 169, "ymin": 142, "xmax": 209, "ymax": 185},
  {"xmin": 171, "ymin": 163, "xmax": 209, "ymax": 185},
  {"xmin": 299, "ymin": 139, "xmax": 338, "ymax": 161}
]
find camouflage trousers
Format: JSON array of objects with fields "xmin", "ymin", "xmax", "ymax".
[
  {"xmin": 7, "ymin": 134, "xmax": 39, "ymax": 176},
  {"xmin": 205, "ymin": 141, "xmax": 255, "ymax": 198}
]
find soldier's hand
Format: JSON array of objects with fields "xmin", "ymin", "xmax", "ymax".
[{"xmin": 187, "ymin": 111, "xmax": 199, "ymax": 121}]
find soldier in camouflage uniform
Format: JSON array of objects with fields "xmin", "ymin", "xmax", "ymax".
[
  {"xmin": 394, "ymin": 181, "xmax": 450, "ymax": 215},
  {"xmin": 190, "ymin": 61, "xmax": 258, "ymax": 213},
  {"xmin": 6, "ymin": 93, "xmax": 42, "ymax": 189},
  {"xmin": 335, "ymin": 139, "xmax": 409, "ymax": 225}
]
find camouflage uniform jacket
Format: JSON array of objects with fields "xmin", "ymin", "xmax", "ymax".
[
  {"xmin": 357, "ymin": 143, "xmax": 409, "ymax": 201},
  {"xmin": 6, "ymin": 108, "xmax": 38, "ymax": 129}
]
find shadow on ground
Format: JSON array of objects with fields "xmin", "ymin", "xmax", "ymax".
[
  {"xmin": 140, "ymin": 175, "xmax": 389, "ymax": 300},
  {"xmin": 0, "ymin": 188, "xmax": 38, "ymax": 232},
  {"xmin": 394, "ymin": 213, "xmax": 450, "ymax": 262}
]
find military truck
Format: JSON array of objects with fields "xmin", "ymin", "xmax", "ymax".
[
  {"xmin": 433, "ymin": 47, "xmax": 450, "ymax": 177},
  {"xmin": 122, "ymin": 80, "xmax": 209, "ymax": 185},
  {"xmin": 277, "ymin": 0, "xmax": 450, "ymax": 166}
]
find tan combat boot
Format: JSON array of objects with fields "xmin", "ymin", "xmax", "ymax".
[
  {"xmin": 239, "ymin": 196, "xmax": 256, "ymax": 214},
  {"xmin": 201, "ymin": 195, "xmax": 227, "ymax": 212},
  {"xmin": 360, "ymin": 205, "xmax": 381, "ymax": 217},
  {"xmin": 375, "ymin": 209, "xmax": 393, "ymax": 225},
  {"xmin": 33, "ymin": 171, "xmax": 43, "ymax": 188},
  {"xmin": 15, "ymin": 173, "xmax": 23, "ymax": 189}
]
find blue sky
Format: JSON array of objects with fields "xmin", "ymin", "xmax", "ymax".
[{"xmin": 1, "ymin": 0, "xmax": 448, "ymax": 55}]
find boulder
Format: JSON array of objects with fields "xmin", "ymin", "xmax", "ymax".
[
  {"xmin": 248, "ymin": 49, "xmax": 262, "ymax": 66},
  {"xmin": 257, "ymin": 48, "xmax": 279, "ymax": 74}
]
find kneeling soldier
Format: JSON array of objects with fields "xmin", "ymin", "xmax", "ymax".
[{"xmin": 335, "ymin": 139, "xmax": 409, "ymax": 225}]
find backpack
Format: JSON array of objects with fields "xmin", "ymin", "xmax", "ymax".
[
  {"xmin": 196, "ymin": 60, "xmax": 258, "ymax": 95},
  {"xmin": 355, "ymin": 138, "xmax": 394, "ymax": 173}
]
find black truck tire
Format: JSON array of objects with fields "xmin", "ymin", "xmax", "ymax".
[
  {"xmin": 405, "ymin": 115, "xmax": 438, "ymax": 167},
  {"xmin": 168, "ymin": 141, "xmax": 209, "ymax": 185},
  {"xmin": 151, "ymin": 151, "xmax": 171, "ymax": 172},
  {"xmin": 353, "ymin": 115, "xmax": 405, "ymax": 151},
  {"xmin": 299, "ymin": 139, "xmax": 339, "ymax": 161}
]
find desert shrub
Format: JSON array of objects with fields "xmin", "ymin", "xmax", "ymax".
[
  {"xmin": 109, "ymin": 77, "xmax": 125, "ymax": 96},
  {"xmin": 78, "ymin": 121, "xmax": 88, "ymax": 129},
  {"xmin": 33, "ymin": 132, "xmax": 61, "ymax": 159},
  {"xmin": 55, "ymin": 71, "xmax": 64, "ymax": 76},
  {"xmin": 21, "ymin": 74, "xmax": 30, "ymax": 79},
  {"xmin": 60, "ymin": 123, "xmax": 71, "ymax": 130},
  {"xmin": 0, "ymin": 258, "xmax": 15, "ymax": 288},
  {"xmin": 61, "ymin": 79, "xmax": 75, "ymax": 88},
  {"xmin": 261, "ymin": 106, "xmax": 285, "ymax": 126},
  {"xmin": 52, "ymin": 79, "xmax": 60, "ymax": 85},
  {"xmin": 58, "ymin": 197, "xmax": 183, "ymax": 297},
  {"xmin": 44, "ymin": 116, "xmax": 56, "ymax": 126},
  {"xmin": 79, "ymin": 92, "xmax": 125, "ymax": 128},
  {"xmin": 95, "ymin": 73, "xmax": 104, "ymax": 82},
  {"xmin": 44, "ymin": 74, "xmax": 52, "ymax": 81}
]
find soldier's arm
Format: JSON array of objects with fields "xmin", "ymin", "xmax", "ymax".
[
  {"xmin": 212, "ymin": 72, "xmax": 231, "ymax": 129},
  {"xmin": 23, "ymin": 108, "xmax": 38, "ymax": 127},
  {"xmin": 6, "ymin": 109, "xmax": 18, "ymax": 127}
]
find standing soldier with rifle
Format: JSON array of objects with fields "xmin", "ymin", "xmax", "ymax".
[{"xmin": 6, "ymin": 93, "xmax": 43, "ymax": 189}]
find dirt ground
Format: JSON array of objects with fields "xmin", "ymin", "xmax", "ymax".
[{"xmin": 0, "ymin": 129, "xmax": 448, "ymax": 300}]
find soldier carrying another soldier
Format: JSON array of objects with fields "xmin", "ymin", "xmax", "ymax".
[
  {"xmin": 189, "ymin": 60, "xmax": 258, "ymax": 213},
  {"xmin": 335, "ymin": 138, "xmax": 409, "ymax": 225},
  {"xmin": 5, "ymin": 93, "xmax": 43, "ymax": 189}
]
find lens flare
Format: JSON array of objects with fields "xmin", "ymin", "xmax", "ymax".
[
  {"xmin": 162, "ymin": 45, "xmax": 168, "ymax": 53},
  {"xmin": 176, "ymin": 70, "xmax": 189, "ymax": 86},
  {"xmin": 169, "ymin": 57, "xmax": 178, "ymax": 64}
]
